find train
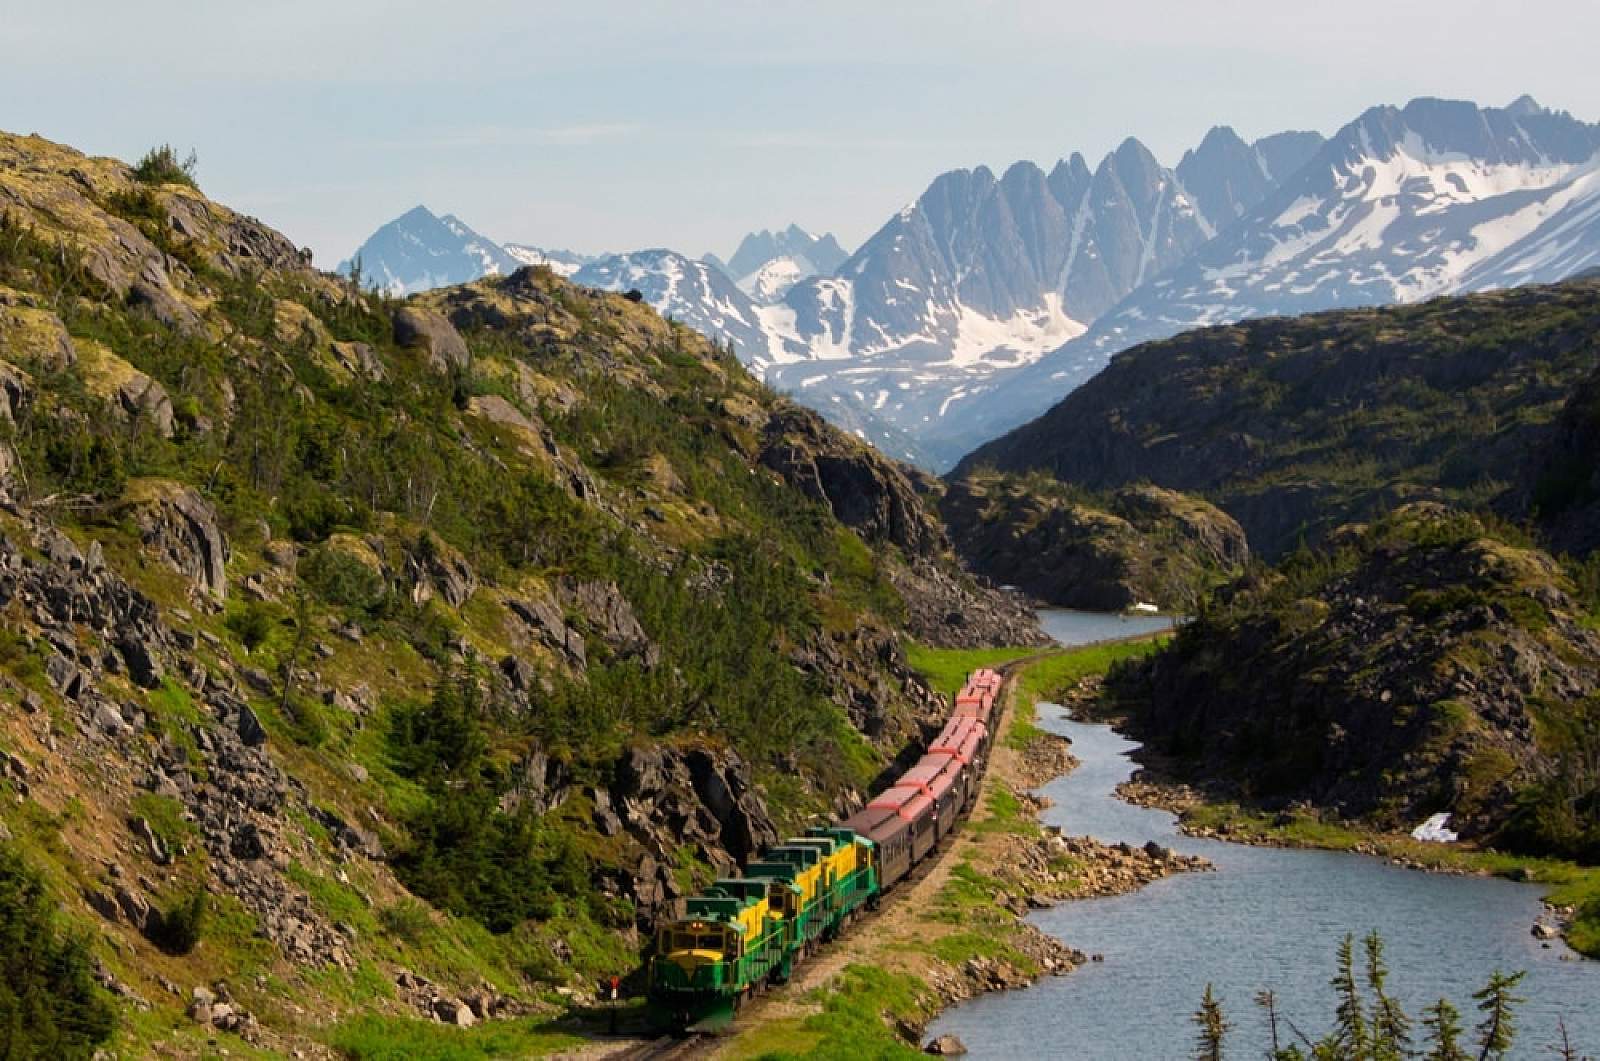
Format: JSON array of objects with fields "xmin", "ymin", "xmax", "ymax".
[{"xmin": 647, "ymin": 668, "xmax": 1005, "ymax": 1026}]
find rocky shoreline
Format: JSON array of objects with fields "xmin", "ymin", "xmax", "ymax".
[
  {"xmin": 901, "ymin": 729, "xmax": 1211, "ymax": 1052},
  {"xmin": 1116, "ymin": 772, "xmax": 1586, "ymax": 959}
]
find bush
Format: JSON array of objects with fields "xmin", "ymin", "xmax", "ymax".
[
  {"xmin": 302, "ymin": 544, "xmax": 388, "ymax": 613},
  {"xmin": 378, "ymin": 900, "xmax": 433, "ymax": 944},
  {"xmin": 152, "ymin": 888, "xmax": 208, "ymax": 955},
  {"xmin": 0, "ymin": 842, "xmax": 117, "ymax": 1052},
  {"xmin": 225, "ymin": 600, "xmax": 278, "ymax": 653},
  {"xmin": 132, "ymin": 144, "xmax": 198, "ymax": 189}
]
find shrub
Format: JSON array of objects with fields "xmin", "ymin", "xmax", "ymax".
[
  {"xmin": 378, "ymin": 900, "xmax": 433, "ymax": 944},
  {"xmin": 302, "ymin": 544, "xmax": 389, "ymax": 613},
  {"xmin": 152, "ymin": 888, "xmax": 209, "ymax": 955},
  {"xmin": 0, "ymin": 842, "xmax": 117, "ymax": 1053},
  {"xmin": 132, "ymin": 144, "xmax": 198, "ymax": 189},
  {"xmin": 225, "ymin": 600, "xmax": 278, "ymax": 652}
]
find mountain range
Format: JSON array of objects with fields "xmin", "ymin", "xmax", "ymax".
[
  {"xmin": 342, "ymin": 96, "xmax": 1600, "ymax": 469},
  {"xmin": 704, "ymin": 224, "xmax": 849, "ymax": 301}
]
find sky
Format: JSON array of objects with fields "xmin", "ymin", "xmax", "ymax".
[{"xmin": 5, "ymin": 1, "xmax": 1599, "ymax": 269}]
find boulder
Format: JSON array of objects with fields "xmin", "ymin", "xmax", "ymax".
[
  {"xmin": 116, "ymin": 632, "xmax": 163, "ymax": 689},
  {"xmin": 331, "ymin": 340, "xmax": 386, "ymax": 381},
  {"xmin": 926, "ymin": 1035, "xmax": 968, "ymax": 1056},
  {"xmin": 114, "ymin": 368, "xmax": 175, "ymax": 438},
  {"xmin": 124, "ymin": 480, "xmax": 230, "ymax": 598},
  {"xmin": 432, "ymin": 998, "xmax": 476, "ymax": 1027},
  {"xmin": 128, "ymin": 273, "xmax": 202, "ymax": 334},
  {"xmin": 393, "ymin": 306, "xmax": 469, "ymax": 373}
]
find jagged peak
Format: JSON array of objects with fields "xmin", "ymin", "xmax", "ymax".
[
  {"xmin": 1507, "ymin": 94, "xmax": 1547, "ymax": 117},
  {"xmin": 999, "ymin": 159, "xmax": 1049, "ymax": 186},
  {"xmin": 1193, "ymin": 125, "xmax": 1250, "ymax": 153}
]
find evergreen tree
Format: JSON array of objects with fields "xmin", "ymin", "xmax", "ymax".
[
  {"xmin": 1421, "ymin": 998, "xmax": 1468, "ymax": 1061},
  {"xmin": 0, "ymin": 842, "xmax": 116, "ymax": 1054},
  {"xmin": 1471, "ymin": 971, "xmax": 1525, "ymax": 1061},
  {"xmin": 1364, "ymin": 930, "xmax": 1413, "ymax": 1060},
  {"xmin": 1192, "ymin": 982, "xmax": 1229, "ymax": 1061},
  {"xmin": 1330, "ymin": 934, "xmax": 1371, "ymax": 1058}
]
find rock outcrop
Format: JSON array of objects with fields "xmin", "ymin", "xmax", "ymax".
[
  {"xmin": 593, "ymin": 745, "xmax": 779, "ymax": 920},
  {"xmin": 1113, "ymin": 504, "xmax": 1600, "ymax": 845},
  {"xmin": 760, "ymin": 404, "xmax": 945, "ymax": 558},
  {"xmin": 122, "ymin": 480, "xmax": 229, "ymax": 599},
  {"xmin": 942, "ymin": 475, "xmax": 1247, "ymax": 611},
  {"xmin": 392, "ymin": 305, "xmax": 470, "ymax": 372}
]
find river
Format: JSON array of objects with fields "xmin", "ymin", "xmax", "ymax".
[{"xmin": 927, "ymin": 610, "xmax": 1600, "ymax": 1059}]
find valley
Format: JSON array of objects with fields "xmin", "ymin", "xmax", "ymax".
[{"xmin": 5, "ymin": 21, "xmax": 1600, "ymax": 1055}]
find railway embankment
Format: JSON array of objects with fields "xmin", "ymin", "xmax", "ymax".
[{"xmin": 705, "ymin": 636, "xmax": 1207, "ymax": 1059}]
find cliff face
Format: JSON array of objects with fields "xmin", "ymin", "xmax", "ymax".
[
  {"xmin": 941, "ymin": 475, "xmax": 1248, "ymax": 611},
  {"xmin": 0, "ymin": 131, "xmax": 1035, "ymax": 1053},
  {"xmin": 1114, "ymin": 505, "xmax": 1600, "ymax": 852}
]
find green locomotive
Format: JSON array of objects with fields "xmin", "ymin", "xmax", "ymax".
[{"xmin": 647, "ymin": 670, "xmax": 1002, "ymax": 1026}]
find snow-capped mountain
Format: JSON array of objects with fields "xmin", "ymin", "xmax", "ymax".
[
  {"xmin": 745, "ymin": 129, "xmax": 1324, "ymax": 463},
  {"xmin": 339, "ymin": 97, "xmax": 1600, "ymax": 470},
  {"xmin": 706, "ymin": 225, "xmax": 849, "ymax": 298},
  {"xmin": 960, "ymin": 96, "xmax": 1600, "ymax": 455},
  {"xmin": 503, "ymin": 243, "xmax": 595, "ymax": 277},
  {"xmin": 571, "ymin": 250, "xmax": 775, "ymax": 358},
  {"xmin": 740, "ymin": 256, "xmax": 809, "ymax": 302},
  {"xmin": 338, "ymin": 206, "xmax": 521, "ymax": 296},
  {"xmin": 569, "ymin": 131, "xmax": 1326, "ymax": 464}
]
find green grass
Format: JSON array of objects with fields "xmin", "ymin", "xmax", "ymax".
[
  {"xmin": 1007, "ymin": 637, "xmax": 1168, "ymax": 749},
  {"xmin": 739, "ymin": 964, "xmax": 932, "ymax": 1061},
  {"xmin": 968, "ymin": 783, "xmax": 1038, "ymax": 837},
  {"xmin": 902, "ymin": 643, "xmax": 1037, "ymax": 697},
  {"xmin": 325, "ymin": 1013, "xmax": 584, "ymax": 1060}
]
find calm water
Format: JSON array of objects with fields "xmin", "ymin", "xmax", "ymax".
[
  {"xmin": 928, "ymin": 614, "xmax": 1600, "ymax": 1059},
  {"xmin": 1037, "ymin": 609, "xmax": 1176, "ymax": 647}
]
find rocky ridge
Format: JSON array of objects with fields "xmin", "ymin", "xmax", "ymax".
[
  {"xmin": 941, "ymin": 474, "xmax": 1248, "ymax": 610},
  {"xmin": 958, "ymin": 277, "xmax": 1600, "ymax": 559},
  {"xmin": 1109, "ymin": 504, "xmax": 1600, "ymax": 849}
]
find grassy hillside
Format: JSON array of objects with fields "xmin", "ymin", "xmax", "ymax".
[{"xmin": 0, "ymin": 131, "xmax": 1034, "ymax": 1056}]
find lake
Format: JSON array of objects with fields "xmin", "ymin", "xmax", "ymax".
[{"xmin": 926, "ymin": 612, "xmax": 1599, "ymax": 1059}]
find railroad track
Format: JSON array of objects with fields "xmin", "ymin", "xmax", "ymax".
[
  {"xmin": 605, "ymin": 1031, "xmax": 712, "ymax": 1060},
  {"xmin": 610, "ymin": 640, "xmax": 1164, "ymax": 1056}
]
